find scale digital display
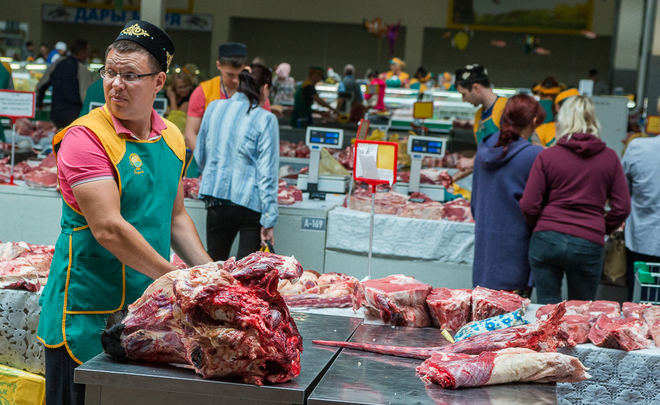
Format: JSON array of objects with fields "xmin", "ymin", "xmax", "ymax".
[
  {"xmin": 407, "ymin": 135, "xmax": 448, "ymax": 158},
  {"xmin": 305, "ymin": 127, "xmax": 343, "ymax": 149}
]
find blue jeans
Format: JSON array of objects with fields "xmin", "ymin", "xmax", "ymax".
[{"xmin": 528, "ymin": 231, "xmax": 604, "ymax": 304}]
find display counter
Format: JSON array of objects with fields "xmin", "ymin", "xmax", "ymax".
[
  {"xmin": 323, "ymin": 207, "xmax": 474, "ymax": 287},
  {"xmin": 75, "ymin": 313, "xmax": 362, "ymax": 405}
]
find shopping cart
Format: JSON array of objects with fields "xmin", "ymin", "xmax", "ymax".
[{"xmin": 632, "ymin": 262, "xmax": 660, "ymax": 303}]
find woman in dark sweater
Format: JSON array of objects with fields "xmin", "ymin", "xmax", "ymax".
[
  {"xmin": 520, "ymin": 95, "xmax": 630, "ymax": 304},
  {"xmin": 472, "ymin": 94, "xmax": 545, "ymax": 296}
]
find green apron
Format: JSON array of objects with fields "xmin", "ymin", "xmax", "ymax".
[
  {"xmin": 37, "ymin": 107, "xmax": 184, "ymax": 364},
  {"xmin": 473, "ymin": 97, "xmax": 508, "ymax": 144}
]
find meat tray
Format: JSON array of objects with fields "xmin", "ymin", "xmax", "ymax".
[
  {"xmin": 307, "ymin": 323, "xmax": 558, "ymax": 405},
  {"xmin": 74, "ymin": 313, "xmax": 362, "ymax": 405}
]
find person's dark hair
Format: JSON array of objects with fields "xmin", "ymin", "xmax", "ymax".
[
  {"xmin": 540, "ymin": 76, "xmax": 559, "ymax": 88},
  {"xmin": 455, "ymin": 64, "xmax": 490, "ymax": 90},
  {"xmin": 70, "ymin": 39, "xmax": 89, "ymax": 56},
  {"xmin": 239, "ymin": 63, "xmax": 272, "ymax": 113},
  {"xmin": 25, "ymin": 41, "xmax": 33, "ymax": 47},
  {"xmin": 366, "ymin": 69, "xmax": 379, "ymax": 79},
  {"xmin": 105, "ymin": 40, "xmax": 161, "ymax": 72},
  {"xmin": 589, "ymin": 68, "xmax": 598, "ymax": 77},
  {"xmin": 219, "ymin": 55, "xmax": 247, "ymax": 68},
  {"xmin": 495, "ymin": 94, "xmax": 545, "ymax": 158},
  {"xmin": 415, "ymin": 66, "xmax": 428, "ymax": 79}
]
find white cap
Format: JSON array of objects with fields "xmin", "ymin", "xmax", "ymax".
[{"xmin": 55, "ymin": 41, "xmax": 67, "ymax": 51}]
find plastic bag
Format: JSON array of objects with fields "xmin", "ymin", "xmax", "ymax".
[
  {"xmin": 0, "ymin": 364, "xmax": 45, "ymax": 405},
  {"xmin": 319, "ymin": 148, "xmax": 349, "ymax": 176},
  {"xmin": 602, "ymin": 231, "xmax": 626, "ymax": 286}
]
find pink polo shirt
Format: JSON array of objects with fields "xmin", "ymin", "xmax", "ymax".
[{"xmin": 57, "ymin": 107, "xmax": 167, "ymax": 212}]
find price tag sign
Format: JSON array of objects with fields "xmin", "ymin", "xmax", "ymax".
[
  {"xmin": 0, "ymin": 90, "xmax": 35, "ymax": 119},
  {"xmin": 413, "ymin": 101, "xmax": 434, "ymax": 119},
  {"xmin": 353, "ymin": 140, "xmax": 398, "ymax": 187}
]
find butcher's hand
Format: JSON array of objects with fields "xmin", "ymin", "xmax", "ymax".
[{"xmin": 261, "ymin": 227, "xmax": 275, "ymax": 247}]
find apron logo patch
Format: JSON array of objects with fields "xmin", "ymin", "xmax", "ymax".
[{"xmin": 129, "ymin": 153, "xmax": 144, "ymax": 174}]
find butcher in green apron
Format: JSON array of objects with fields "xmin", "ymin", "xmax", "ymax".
[{"xmin": 36, "ymin": 20, "xmax": 211, "ymax": 405}]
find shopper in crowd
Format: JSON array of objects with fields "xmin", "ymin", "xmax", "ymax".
[
  {"xmin": 37, "ymin": 43, "xmax": 50, "ymax": 63},
  {"xmin": 532, "ymin": 76, "xmax": 562, "ymax": 124},
  {"xmin": 520, "ymin": 95, "xmax": 630, "ymax": 304},
  {"xmin": 36, "ymin": 39, "xmax": 95, "ymax": 128},
  {"xmin": 185, "ymin": 42, "xmax": 248, "ymax": 151},
  {"xmin": 472, "ymin": 94, "xmax": 545, "ymax": 296},
  {"xmin": 381, "ymin": 57, "xmax": 409, "ymax": 88},
  {"xmin": 290, "ymin": 66, "xmax": 337, "ymax": 128},
  {"xmin": 195, "ymin": 64, "xmax": 278, "ymax": 261},
  {"xmin": 622, "ymin": 133, "xmax": 660, "ymax": 300},
  {"xmin": 534, "ymin": 88, "xmax": 579, "ymax": 147},
  {"xmin": 21, "ymin": 40, "xmax": 35, "ymax": 61},
  {"xmin": 364, "ymin": 69, "xmax": 386, "ymax": 111},
  {"xmin": 166, "ymin": 71, "xmax": 194, "ymax": 114},
  {"xmin": 37, "ymin": 20, "xmax": 211, "ymax": 405},
  {"xmin": 271, "ymin": 62, "xmax": 295, "ymax": 105},
  {"xmin": 337, "ymin": 64, "xmax": 365, "ymax": 121},
  {"xmin": 47, "ymin": 41, "xmax": 67, "ymax": 64}
]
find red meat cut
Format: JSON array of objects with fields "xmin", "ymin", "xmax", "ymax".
[
  {"xmin": 182, "ymin": 177, "xmax": 200, "ymax": 199},
  {"xmin": 353, "ymin": 274, "xmax": 433, "ymax": 327},
  {"xmin": 426, "ymin": 288, "xmax": 472, "ymax": 331},
  {"xmin": 587, "ymin": 300, "xmax": 620, "ymax": 321},
  {"xmin": 559, "ymin": 314, "xmax": 592, "ymax": 345},
  {"xmin": 441, "ymin": 199, "xmax": 473, "ymax": 222},
  {"xmin": 416, "ymin": 347, "xmax": 590, "ymax": 389},
  {"xmin": 282, "ymin": 272, "xmax": 359, "ymax": 308},
  {"xmin": 277, "ymin": 180, "xmax": 303, "ymax": 205},
  {"xmin": 102, "ymin": 252, "xmax": 303, "ymax": 385},
  {"xmin": 535, "ymin": 300, "xmax": 591, "ymax": 320},
  {"xmin": 471, "ymin": 286, "xmax": 530, "ymax": 321},
  {"xmin": 314, "ymin": 302, "xmax": 569, "ymax": 357},
  {"xmin": 588, "ymin": 314, "xmax": 649, "ymax": 351}
]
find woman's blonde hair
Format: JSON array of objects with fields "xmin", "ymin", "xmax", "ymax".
[{"xmin": 556, "ymin": 95, "xmax": 601, "ymax": 139}]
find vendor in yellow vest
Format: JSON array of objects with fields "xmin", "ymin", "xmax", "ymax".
[
  {"xmin": 36, "ymin": 20, "xmax": 212, "ymax": 405},
  {"xmin": 381, "ymin": 57, "xmax": 410, "ymax": 88},
  {"xmin": 455, "ymin": 64, "xmax": 507, "ymax": 144},
  {"xmin": 534, "ymin": 88, "xmax": 580, "ymax": 147},
  {"xmin": 184, "ymin": 42, "xmax": 247, "ymax": 156}
]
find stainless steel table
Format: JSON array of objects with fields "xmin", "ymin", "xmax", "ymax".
[
  {"xmin": 307, "ymin": 323, "xmax": 558, "ymax": 405},
  {"xmin": 76, "ymin": 312, "xmax": 362, "ymax": 405}
]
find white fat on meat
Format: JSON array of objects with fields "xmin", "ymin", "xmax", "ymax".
[{"xmin": 487, "ymin": 348, "xmax": 591, "ymax": 385}]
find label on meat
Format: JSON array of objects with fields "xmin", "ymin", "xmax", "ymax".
[{"xmin": 453, "ymin": 308, "xmax": 527, "ymax": 342}]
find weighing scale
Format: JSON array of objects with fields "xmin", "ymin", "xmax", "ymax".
[
  {"xmin": 296, "ymin": 126, "xmax": 350, "ymax": 199},
  {"xmin": 393, "ymin": 135, "xmax": 449, "ymax": 201}
]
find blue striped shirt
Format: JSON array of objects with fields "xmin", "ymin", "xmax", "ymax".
[{"xmin": 194, "ymin": 92, "xmax": 279, "ymax": 228}]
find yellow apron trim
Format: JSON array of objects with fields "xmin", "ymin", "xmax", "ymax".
[
  {"xmin": 63, "ymin": 197, "xmax": 84, "ymax": 217},
  {"xmin": 73, "ymin": 224, "xmax": 89, "ymax": 231},
  {"xmin": 491, "ymin": 97, "xmax": 507, "ymax": 129},
  {"xmin": 64, "ymin": 342, "xmax": 83, "ymax": 365},
  {"xmin": 161, "ymin": 117, "xmax": 186, "ymax": 162},
  {"xmin": 35, "ymin": 336, "xmax": 65, "ymax": 349},
  {"xmin": 200, "ymin": 75, "xmax": 222, "ymax": 110}
]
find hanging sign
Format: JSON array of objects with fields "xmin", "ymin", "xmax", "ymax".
[
  {"xmin": 353, "ymin": 140, "xmax": 398, "ymax": 187},
  {"xmin": 413, "ymin": 101, "xmax": 434, "ymax": 119},
  {"xmin": 0, "ymin": 90, "xmax": 35, "ymax": 119}
]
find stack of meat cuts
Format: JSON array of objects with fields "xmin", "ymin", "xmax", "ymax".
[
  {"xmin": 278, "ymin": 180, "xmax": 303, "ymax": 205},
  {"xmin": 279, "ymin": 140, "xmax": 310, "ymax": 158},
  {"xmin": 102, "ymin": 252, "xmax": 304, "ymax": 385},
  {"xmin": 278, "ymin": 270, "xmax": 359, "ymax": 308},
  {"xmin": 182, "ymin": 177, "xmax": 200, "ymax": 199},
  {"xmin": 346, "ymin": 186, "xmax": 473, "ymax": 222},
  {"xmin": 14, "ymin": 119, "xmax": 57, "ymax": 145},
  {"xmin": 397, "ymin": 168, "xmax": 453, "ymax": 189},
  {"xmin": 0, "ymin": 241, "xmax": 54, "ymax": 291},
  {"xmin": 471, "ymin": 286, "xmax": 530, "ymax": 321},
  {"xmin": 0, "ymin": 152, "xmax": 58, "ymax": 187},
  {"xmin": 353, "ymin": 275, "xmax": 433, "ymax": 327},
  {"xmin": 536, "ymin": 300, "xmax": 660, "ymax": 349}
]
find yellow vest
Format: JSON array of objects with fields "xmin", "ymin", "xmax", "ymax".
[
  {"xmin": 473, "ymin": 97, "xmax": 508, "ymax": 144},
  {"xmin": 535, "ymin": 122, "xmax": 557, "ymax": 147},
  {"xmin": 200, "ymin": 75, "xmax": 228, "ymax": 110}
]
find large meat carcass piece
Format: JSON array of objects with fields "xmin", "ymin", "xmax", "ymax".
[
  {"xmin": 416, "ymin": 347, "xmax": 590, "ymax": 389},
  {"xmin": 281, "ymin": 272, "xmax": 359, "ymax": 308},
  {"xmin": 314, "ymin": 302, "xmax": 568, "ymax": 358},
  {"xmin": 102, "ymin": 252, "xmax": 303, "ymax": 385},
  {"xmin": 471, "ymin": 286, "xmax": 530, "ymax": 321},
  {"xmin": 588, "ymin": 314, "xmax": 650, "ymax": 351},
  {"xmin": 353, "ymin": 274, "xmax": 433, "ymax": 327},
  {"xmin": 426, "ymin": 288, "xmax": 472, "ymax": 331}
]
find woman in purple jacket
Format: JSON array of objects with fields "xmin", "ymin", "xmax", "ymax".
[{"xmin": 520, "ymin": 95, "xmax": 630, "ymax": 304}]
